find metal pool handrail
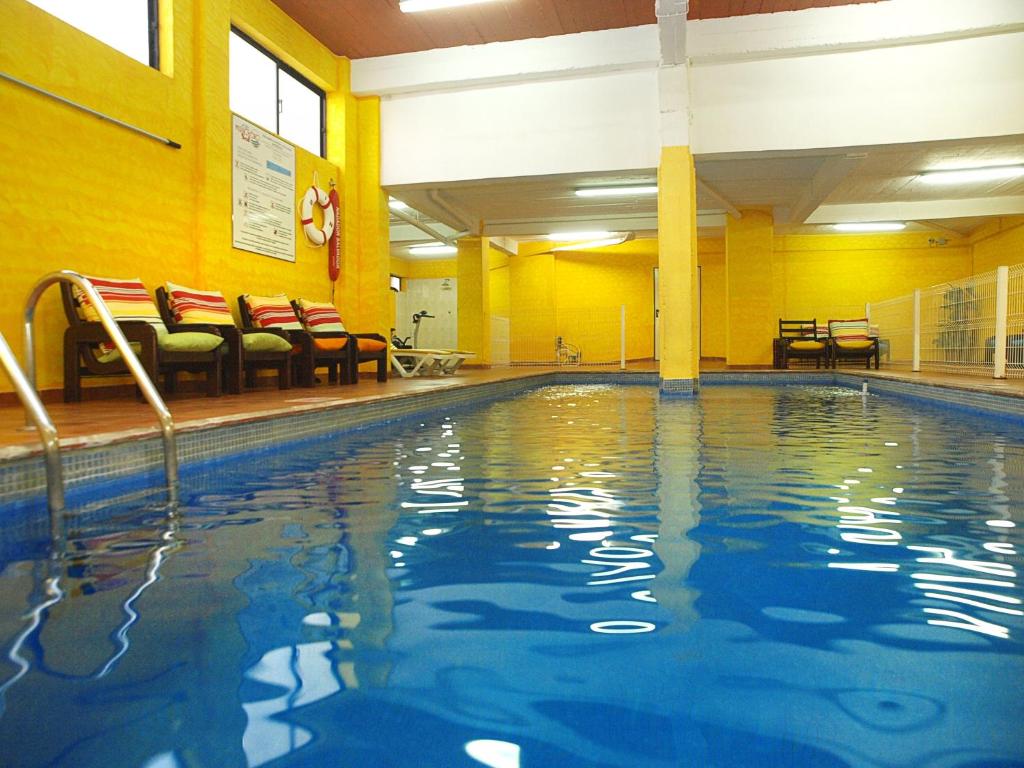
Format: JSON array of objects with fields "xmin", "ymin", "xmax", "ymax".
[
  {"xmin": 23, "ymin": 271, "xmax": 179, "ymax": 501},
  {"xmin": 0, "ymin": 329, "xmax": 64, "ymax": 514}
]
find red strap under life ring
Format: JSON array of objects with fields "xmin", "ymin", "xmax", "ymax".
[{"xmin": 328, "ymin": 187, "xmax": 341, "ymax": 282}]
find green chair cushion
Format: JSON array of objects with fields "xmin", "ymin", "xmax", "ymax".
[
  {"xmin": 243, "ymin": 332, "xmax": 293, "ymax": 353},
  {"xmin": 157, "ymin": 331, "xmax": 225, "ymax": 353}
]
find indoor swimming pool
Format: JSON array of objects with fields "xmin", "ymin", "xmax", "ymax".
[{"xmin": 0, "ymin": 384, "xmax": 1021, "ymax": 767}]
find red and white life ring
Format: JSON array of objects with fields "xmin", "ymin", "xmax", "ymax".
[{"xmin": 300, "ymin": 185, "xmax": 335, "ymax": 247}]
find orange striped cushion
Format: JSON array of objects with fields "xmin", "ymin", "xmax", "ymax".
[
  {"xmin": 245, "ymin": 294, "xmax": 302, "ymax": 330},
  {"xmin": 296, "ymin": 299, "xmax": 347, "ymax": 333},
  {"xmin": 74, "ymin": 277, "xmax": 166, "ymax": 354},
  {"xmin": 166, "ymin": 282, "xmax": 235, "ymax": 326}
]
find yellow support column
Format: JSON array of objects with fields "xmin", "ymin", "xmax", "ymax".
[
  {"xmin": 725, "ymin": 210, "xmax": 776, "ymax": 367},
  {"xmin": 457, "ymin": 237, "xmax": 491, "ymax": 364},
  {"xmin": 355, "ymin": 96, "xmax": 390, "ymax": 337},
  {"xmin": 657, "ymin": 146, "xmax": 700, "ymax": 394}
]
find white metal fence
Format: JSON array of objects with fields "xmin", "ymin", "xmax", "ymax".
[
  {"xmin": 509, "ymin": 306, "xmax": 627, "ymax": 366},
  {"xmin": 870, "ymin": 263, "xmax": 1023, "ymax": 379}
]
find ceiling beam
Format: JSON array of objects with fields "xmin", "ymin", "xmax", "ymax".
[
  {"xmin": 695, "ymin": 177, "xmax": 741, "ymax": 219},
  {"xmin": 787, "ymin": 154, "xmax": 865, "ymax": 224},
  {"xmin": 806, "ymin": 196, "xmax": 1024, "ymax": 224},
  {"xmin": 914, "ymin": 219, "xmax": 968, "ymax": 238}
]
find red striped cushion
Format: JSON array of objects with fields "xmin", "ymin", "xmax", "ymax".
[
  {"xmin": 166, "ymin": 282, "xmax": 235, "ymax": 325},
  {"xmin": 74, "ymin": 276, "xmax": 166, "ymax": 354},
  {"xmin": 828, "ymin": 318, "xmax": 870, "ymax": 341},
  {"xmin": 245, "ymin": 294, "xmax": 302, "ymax": 330},
  {"xmin": 296, "ymin": 299, "xmax": 347, "ymax": 333}
]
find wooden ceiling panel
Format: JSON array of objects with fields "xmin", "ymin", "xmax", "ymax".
[{"xmin": 271, "ymin": 0, "xmax": 888, "ymax": 59}]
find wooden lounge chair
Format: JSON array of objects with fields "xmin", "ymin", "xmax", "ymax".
[
  {"xmin": 156, "ymin": 284, "xmax": 293, "ymax": 394},
  {"xmin": 777, "ymin": 319, "xmax": 829, "ymax": 369},
  {"xmin": 292, "ymin": 298, "xmax": 388, "ymax": 384},
  {"xmin": 238, "ymin": 294, "xmax": 353, "ymax": 387},
  {"xmin": 61, "ymin": 278, "xmax": 225, "ymax": 402},
  {"xmin": 828, "ymin": 318, "xmax": 880, "ymax": 369}
]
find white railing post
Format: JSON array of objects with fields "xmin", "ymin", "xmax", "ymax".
[
  {"xmin": 912, "ymin": 289, "xmax": 921, "ymax": 372},
  {"xmin": 620, "ymin": 304, "xmax": 626, "ymax": 370},
  {"xmin": 993, "ymin": 265, "xmax": 1009, "ymax": 379}
]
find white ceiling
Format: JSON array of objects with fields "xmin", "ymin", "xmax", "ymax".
[{"xmin": 388, "ymin": 133, "xmax": 1024, "ymax": 258}]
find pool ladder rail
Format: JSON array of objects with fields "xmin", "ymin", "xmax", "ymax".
[{"xmin": 0, "ymin": 270, "xmax": 180, "ymax": 519}]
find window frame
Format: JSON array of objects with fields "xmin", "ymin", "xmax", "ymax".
[
  {"xmin": 230, "ymin": 26, "xmax": 326, "ymax": 158},
  {"xmin": 147, "ymin": 0, "xmax": 159, "ymax": 68}
]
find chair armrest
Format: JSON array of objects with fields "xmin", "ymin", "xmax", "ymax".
[
  {"xmin": 164, "ymin": 323, "xmax": 224, "ymax": 336},
  {"xmin": 68, "ymin": 320, "xmax": 157, "ymax": 344}
]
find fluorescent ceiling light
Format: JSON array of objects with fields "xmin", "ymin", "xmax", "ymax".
[
  {"xmin": 575, "ymin": 186, "xmax": 658, "ymax": 198},
  {"xmin": 400, "ymin": 0, "xmax": 502, "ymax": 12},
  {"xmin": 388, "ymin": 198, "xmax": 408, "ymax": 211},
  {"xmin": 545, "ymin": 231, "xmax": 613, "ymax": 241},
  {"xmin": 918, "ymin": 165, "xmax": 1024, "ymax": 185},
  {"xmin": 550, "ymin": 233, "xmax": 634, "ymax": 251},
  {"xmin": 832, "ymin": 222, "xmax": 906, "ymax": 232},
  {"xmin": 409, "ymin": 243, "xmax": 457, "ymax": 256}
]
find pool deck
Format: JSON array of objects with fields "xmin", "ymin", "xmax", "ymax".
[{"xmin": 1, "ymin": 362, "xmax": 1023, "ymax": 462}]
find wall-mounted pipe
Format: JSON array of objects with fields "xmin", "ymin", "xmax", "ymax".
[{"xmin": 1, "ymin": 71, "xmax": 181, "ymax": 149}]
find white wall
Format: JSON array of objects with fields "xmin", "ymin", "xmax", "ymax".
[
  {"xmin": 690, "ymin": 31, "xmax": 1024, "ymax": 155},
  {"xmin": 379, "ymin": 69, "xmax": 661, "ymax": 186}
]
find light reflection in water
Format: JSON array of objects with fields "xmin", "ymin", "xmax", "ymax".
[{"xmin": 826, "ymin": 437, "xmax": 1021, "ymax": 639}]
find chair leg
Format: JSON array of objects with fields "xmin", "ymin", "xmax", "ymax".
[
  {"xmin": 206, "ymin": 360, "xmax": 222, "ymax": 397},
  {"xmin": 165, "ymin": 371, "xmax": 177, "ymax": 394},
  {"xmin": 277, "ymin": 361, "xmax": 290, "ymax": 390},
  {"xmin": 64, "ymin": 337, "xmax": 82, "ymax": 403},
  {"xmin": 376, "ymin": 355, "xmax": 388, "ymax": 382}
]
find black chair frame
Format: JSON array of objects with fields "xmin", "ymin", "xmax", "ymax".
[
  {"xmin": 778, "ymin": 318, "xmax": 829, "ymax": 369},
  {"xmin": 61, "ymin": 282, "xmax": 223, "ymax": 402},
  {"xmin": 156, "ymin": 287, "xmax": 291, "ymax": 394}
]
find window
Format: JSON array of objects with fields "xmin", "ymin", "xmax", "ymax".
[
  {"xmin": 27, "ymin": 0, "xmax": 158, "ymax": 68},
  {"xmin": 229, "ymin": 28, "xmax": 325, "ymax": 157},
  {"xmin": 390, "ymin": 275, "xmax": 402, "ymax": 292}
]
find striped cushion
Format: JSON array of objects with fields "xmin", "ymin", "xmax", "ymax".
[
  {"xmin": 296, "ymin": 299, "xmax": 347, "ymax": 333},
  {"xmin": 166, "ymin": 282, "xmax": 235, "ymax": 326},
  {"xmin": 245, "ymin": 294, "xmax": 302, "ymax": 330},
  {"xmin": 828, "ymin": 318, "xmax": 870, "ymax": 341},
  {"xmin": 75, "ymin": 277, "xmax": 166, "ymax": 354}
]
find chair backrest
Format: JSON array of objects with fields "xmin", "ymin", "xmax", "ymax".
[
  {"xmin": 779, "ymin": 318, "xmax": 821, "ymax": 340},
  {"xmin": 155, "ymin": 287, "xmax": 175, "ymax": 327}
]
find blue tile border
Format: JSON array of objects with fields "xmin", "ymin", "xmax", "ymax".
[{"xmin": 2, "ymin": 368, "xmax": 1023, "ymax": 507}]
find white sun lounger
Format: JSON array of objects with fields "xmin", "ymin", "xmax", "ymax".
[{"xmin": 390, "ymin": 348, "xmax": 474, "ymax": 378}]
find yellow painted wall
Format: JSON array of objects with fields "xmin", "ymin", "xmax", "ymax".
[
  {"xmin": 776, "ymin": 232, "xmax": 972, "ymax": 320},
  {"xmin": 0, "ymin": 0, "xmax": 386, "ymax": 393},
  {"xmin": 971, "ymin": 216, "xmax": 1024, "ymax": 273}
]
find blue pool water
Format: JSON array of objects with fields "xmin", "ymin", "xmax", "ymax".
[{"xmin": 0, "ymin": 384, "xmax": 1022, "ymax": 767}]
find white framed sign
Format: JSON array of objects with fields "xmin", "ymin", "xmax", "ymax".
[{"xmin": 231, "ymin": 114, "xmax": 296, "ymax": 261}]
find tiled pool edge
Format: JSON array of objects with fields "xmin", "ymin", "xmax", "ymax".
[{"xmin": 3, "ymin": 369, "xmax": 1023, "ymax": 505}]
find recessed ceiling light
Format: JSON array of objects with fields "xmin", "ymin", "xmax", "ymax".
[
  {"xmin": 409, "ymin": 243, "xmax": 457, "ymax": 255},
  {"xmin": 575, "ymin": 185, "xmax": 658, "ymax": 198},
  {"xmin": 545, "ymin": 231, "xmax": 614, "ymax": 241},
  {"xmin": 399, "ymin": 0, "xmax": 502, "ymax": 12},
  {"xmin": 832, "ymin": 222, "xmax": 906, "ymax": 232},
  {"xmin": 917, "ymin": 165, "xmax": 1024, "ymax": 185}
]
